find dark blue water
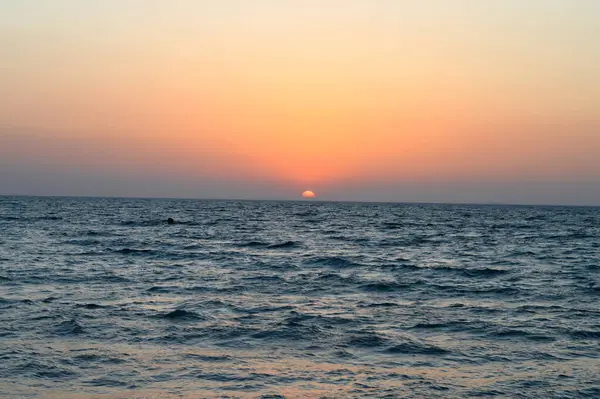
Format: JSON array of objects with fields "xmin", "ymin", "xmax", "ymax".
[{"xmin": 1, "ymin": 196, "xmax": 599, "ymax": 398}]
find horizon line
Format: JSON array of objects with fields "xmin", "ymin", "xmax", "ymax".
[{"xmin": 1, "ymin": 193, "xmax": 598, "ymax": 208}]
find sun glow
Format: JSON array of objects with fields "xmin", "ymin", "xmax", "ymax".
[
  {"xmin": 1, "ymin": 2, "xmax": 599, "ymax": 203},
  {"xmin": 302, "ymin": 190, "xmax": 316, "ymax": 199}
]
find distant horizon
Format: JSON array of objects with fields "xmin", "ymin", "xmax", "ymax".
[{"xmin": 2, "ymin": 193, "xmax": 598, "ymax": 208}]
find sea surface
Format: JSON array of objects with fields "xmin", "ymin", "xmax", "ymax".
[{"xmin": 0, "ymin": 196, "xmax": 599, "ymax": 398}]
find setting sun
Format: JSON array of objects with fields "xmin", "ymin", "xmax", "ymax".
[{"xmin": 302, "ymin": 190, "xmax": 316, "ymax": 199}]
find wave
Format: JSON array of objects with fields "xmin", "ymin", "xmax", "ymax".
[
  {"xmin": 241, "ymin": 304, "xmax": 295, "ymax": 314},
  {"xmin": 516, "ymin": 304, "xmax": 565, "ymax": 313},
  {"xmin": 241, "ymin": 275, "xmax": 286, "ymax": 284},
  {"xmin": 237, "ymin": 240, "xmax": 300, "ymax": 249},
  {"xmin": 53, "ymin": 319, "xmax": 84, "ymax": 335},
  {"xmin": 113, "ymin": 248, "xmax": 154, "ymax": 255},
  {"xmin": 34, "ymin": 216, "xmax": 63, "ymax": 221},
  {"xmin": 247, "ymin": 312, "xmax": 354, "ymax": 343},
  {"xmin": 119, "ymin": 220, "xmax": 167, "ymax": 227},
  {"xmin": 306, "ymin": 256, "xmax": 362, "ymax": 268},
  {"xmin": 75, "ymin": 303, "xmax": 110, "ymax": 309},
  {"xmin": 158, "ymin": 309, "xmax": 207, "ymax": 321},
  {"xmin": 384, "ymin": 341, "xmax": 449, "ymax": 355},
  {"xmin": 85, "ymin": 230, "xmax": 116, "ymax": 237},
  {"xmin": 400, "ymin": 265, "xmax": 509, "ymax": 278},
  {"xmin": 427, "ymin": 283, "xmax": 520, "ymax": 296},
  {"xmin": 250, "ymin": 317, "xmax": 328, "ymax": 342},
  {"xmin": 283, "ymin": 311, "xmax": 353, "ymax": 327},
  {"xmin": 157, "ymin": 325, "xmax": 256, "ymax": 344},
  {"xmin": 25, "ymin": 362, "xmax": 79, "ymax": 380},
  {"xmin": 64, "ymin": 238, "xmax": 103, "ymax": 246},
  {"xmin": 381, "ymin": 221, "xmax": 403, "ymax": 229},
  {"xmin": 120, "ymin": 219, "xmax": 203, "ymax": 227},
  {"xmin": 548, "ymin": 232, "xmax": 595, "ymax": 240},
  {"xmin": 183, "ymin": 353, "xmax": 233, "ymax": 362},
  {"xmin": 346, "ymin": 332, "xmax": 390, "ymax": 348},
  {"xmin": 146, "ymin": 285, "xmax": 180, "ymax": 293},
  {"xmin": 107, "ymin": 247, "xmax": 196, "ymax": 261},
  {"xmin": 1, "ymin": 215, "xmax": 63, "ymax": 221},
  {"xmin": 0, "ymin": 297, "xmax": 36, "ymax": 307},
  {"xmin": 348, "ymin": 331, "xmax": 449, "ymax": 355},
  {"xmin": 410, "ymin": 321, "xmax": 472, "ymax": 330},
  {"xmin": 359, "ymin": 281, "xmax": 411, "ymax": 292},
  {"xmin": 293, "ymin": 210, "xmax": 318, "ymax": 217},
  {"xmin": 490, "ymin": 328, "xmax": 556, "ymax": 342},
  {"xmin": 237, "ymin": 241, "xmax": 269, "ymax": 247},
  {"xmin": 100, "ymin": 273, "xmax": 130, "ymax": 283},
  {"xmin": 250, "ymin": 324, "xmax": 326, "ymax": 342},
  {"xmin": 461, "ymin": 268, "xmax": 509, "ymax": 277},
  {"xmin": 566, "ymin": 328, "xmax": 600, "ymax": 340},
  {"xmin": 358, "ymin": 302, "xmax": 398, "ymax": 308},
  {"xmin": 85, "ymin": 377, "xmax": 129, "ymax": 387},
  {"xmin": 267, "ymin": 241, "xmax": 300, "ymax": 249},
  {"xmin": 42, "ymin": 296, "xmax": 60, "ymax": 303}
]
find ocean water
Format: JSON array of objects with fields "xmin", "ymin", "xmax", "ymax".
[{"xmin": 0, "ymin": 196, "xmax": 599, "ymax": 399}]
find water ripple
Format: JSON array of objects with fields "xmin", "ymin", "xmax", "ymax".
[{"xmin": 0, "ymin": 196, "xmax": 599, "ymax": 398}]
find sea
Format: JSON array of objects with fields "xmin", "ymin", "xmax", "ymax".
[{"xmin": 0, "ymin": 196, "xmax": 598, "ymax": 398}]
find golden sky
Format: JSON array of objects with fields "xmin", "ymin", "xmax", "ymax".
[{"xmin": 1, "ymin": 1, "xmax": 599, "ymax": 203}]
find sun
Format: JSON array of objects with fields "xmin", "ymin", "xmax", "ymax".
[{"xmin": 302, "ymin": 190, "xmax": 316, "ymax": 199}]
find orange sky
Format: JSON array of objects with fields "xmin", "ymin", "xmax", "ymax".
[{"xmin": 1, "ymin": 1, "xmax": 599, "ymax": 203}]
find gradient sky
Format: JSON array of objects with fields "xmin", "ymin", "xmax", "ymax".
[{"xmin": 1, "ymin": 0, "xmax": 599, "ymax": 204}]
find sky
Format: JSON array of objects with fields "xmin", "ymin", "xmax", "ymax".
[{"xmin": 1, "ymin": 0, "xmax": 599, "ymax": 205}]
